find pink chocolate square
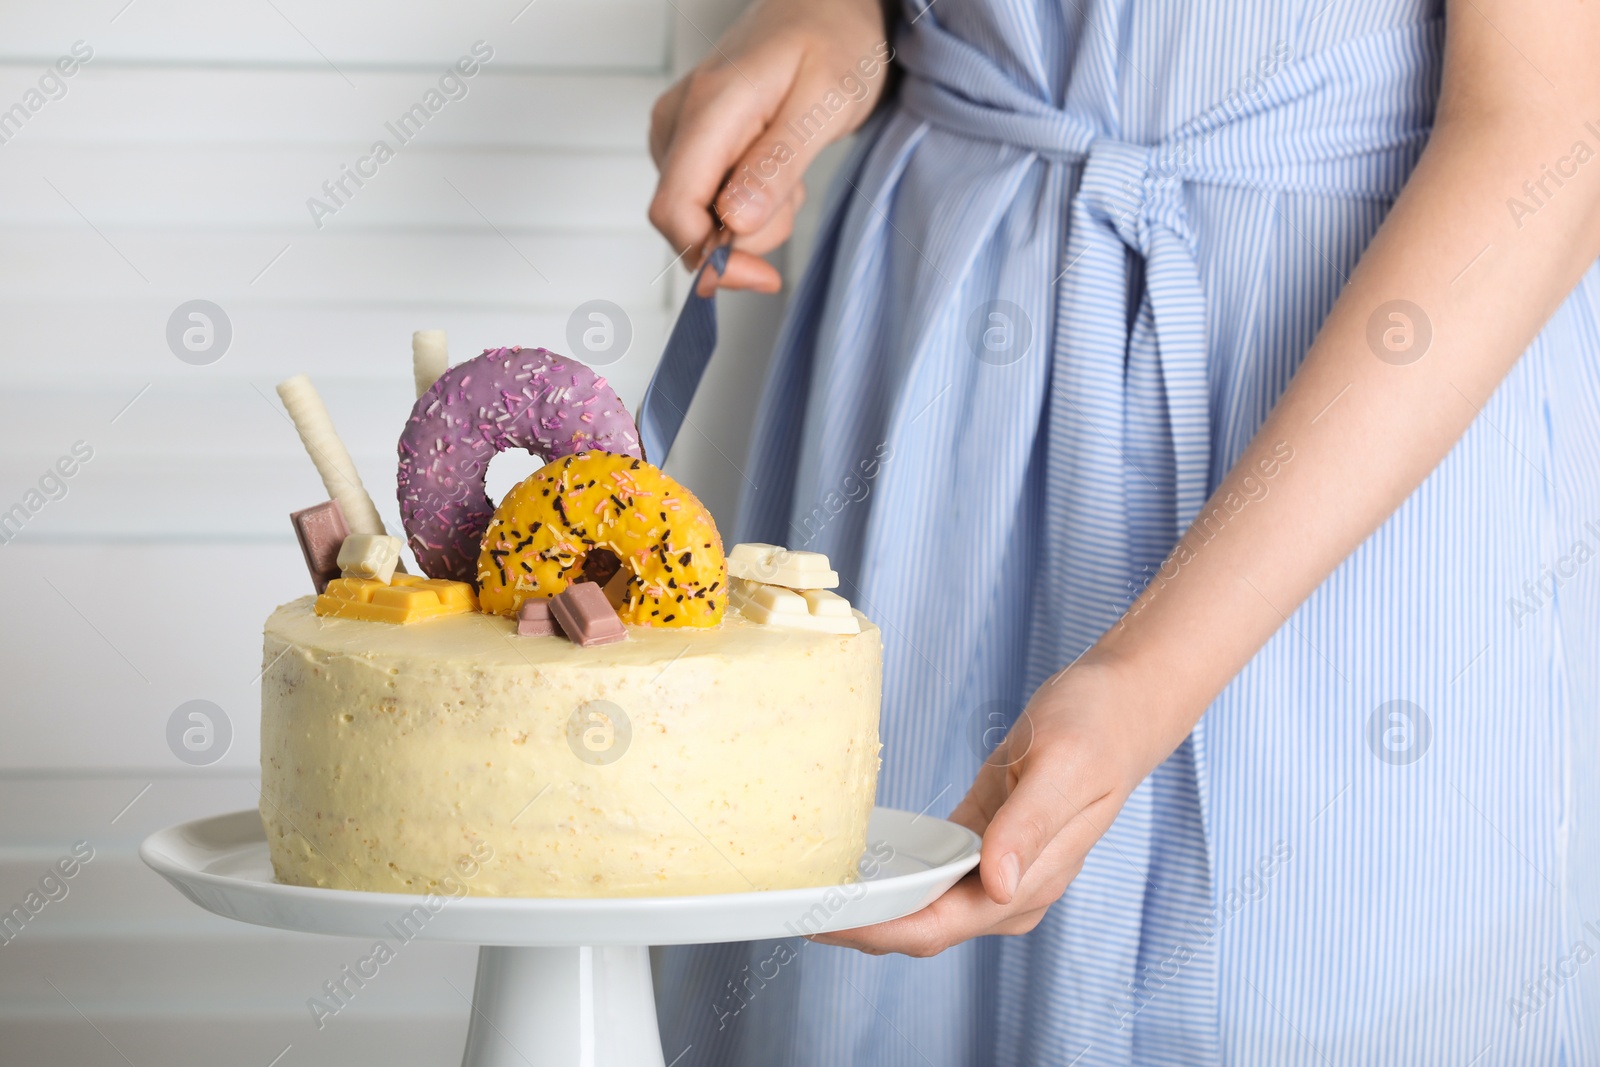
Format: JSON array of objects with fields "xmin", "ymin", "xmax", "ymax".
[
  {"xmin": 549, "ymin": 582, "xmax": 626, "ymax": 647},
  {"xmin": 517, "ymin": 598, "xmax": 559, "ymax": 637},
  {"xmin": 290, "ymin": 500, "xmax": 349, "ymax": 594}
]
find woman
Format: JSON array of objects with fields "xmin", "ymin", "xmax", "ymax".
[{"xmin": 649, "ymin": 0, "xmax": 1600, "ymax": 1062}]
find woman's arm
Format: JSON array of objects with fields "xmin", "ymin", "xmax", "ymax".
[{"xmin": 817, "ymin": 0, "xmax": 1600, "ymax": 956}]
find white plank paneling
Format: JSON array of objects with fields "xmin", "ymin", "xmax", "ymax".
[
  {"xmin": 0, "ymin": 440, "xmax": 740, "ymax": 544},
  {"xmin": 0, "ymin": 932, "xmax": 477, "ymax": 1017},
  {"xmin": 0, "ymin": 363, "xmax": 674, "ymax": 543},
  {"xmin": 0, "ymin": 395, "xmax": 722, "ymax": 540},
  {"xmin": 1, "ymin": 447, "xmax": 678, "ymax": 541},
  {"xmin": 0, "ymin": 299, "xmax": 668, "ymax": 390},
  {"xmin": 0, "ymin": 849, "xmax": 262, "ymax": 939},
  {"xmin": 0, "ymin": 228, "xmax": 673, "ymax": 305},
  {"xmin": 3, "ymin": 1016, "xmax": 472, "ymax": 1067},
  {"xmin": 0, "ymin": 375, "xmax": 671, "ymax": 461},
  {"xmin": 0, "ymin": 779, "xmax": 475, "ymax": 1066},
  {"xmin": 1, "ymin": 453, "xmax": 407, "ymax": 541},
  {"xmin": 0, "ymin": 450, "xmax": 565, "ymax": 541},
  {"xmin": 0, "ymin": 545, "xmax": 299, "ymax": 769},
  {"xmin": 0, "ymin": 772, "xmax": 260, "ymax": 848},
  {"xmin": 0, "ymin": 299, "xmax": 673, "ymax": 387},
  {"xmin": 0, "ymin": 67, "xmax": 662, "ymax": 148},
  {"xmin": 0, "ymin": 0, "xmax": 668, "ymax": 71},
  {"xmin": 2, "ymin": 145, "xmax": 656, "ymax": 229}
]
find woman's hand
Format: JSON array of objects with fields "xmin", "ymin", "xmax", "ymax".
[
  {"xmin": 812, "ymin": 656, "xmax": 1181, "ymax": 957},
  {"xmin": 648, "ymin": 0, "xmax": 891, "ymax": 295}
]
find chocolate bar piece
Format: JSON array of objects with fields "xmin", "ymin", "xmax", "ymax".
[
  {"xmin": 315, "ymin": 573, "xmax": 476, "ymax": 624},
  {"xmin": 517, "ymin": 598, "xmax": 559, "ymax": 637},
  {"xmin": 291, "ymin": 499, "xmax": 349, "ymax": 593},
  {"xmin": 549, "ymin": 582, "xmax": 626, "ymax": 647}
]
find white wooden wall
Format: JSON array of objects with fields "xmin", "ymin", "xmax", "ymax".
[{"xmin": 0, "ymin": 2, "xmax": 805, "ymax": 1063}]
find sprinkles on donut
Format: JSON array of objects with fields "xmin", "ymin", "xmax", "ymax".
[
  {"xmin": 476, "ymin": 451, "xmax": 727, "ymax": 629},
  {"xmin": 397, "ymin": 346, "xmax": 643, "ymax": 583}
]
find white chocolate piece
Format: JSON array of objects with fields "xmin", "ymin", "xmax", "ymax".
[
  {"xmin": 801, "ymin": 588, "xmax": 855, "ymax": 619},
  {"xmin": 726, "ymin": 542, "xmax": 839, "ymax": 590},
  {"xmin": 412, "ymin": 329, "xmax": 449, "ymax": 398},
  {"xmin": 337, "ymin": 533, "xmax": 403, "ymax": 584},
  {"xmin": 275, "ymin": 374, "xmax": 387, "ymax": 538},
  {"xmin": 731, "ymin": 579, "xmax": 801, "ymax": 615},
  {"xmin": 731, "ymin": 578, "xmax": 860, "ymax": 635}
]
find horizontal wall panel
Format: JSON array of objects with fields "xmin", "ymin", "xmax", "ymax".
[
  {"xmin": 0, "ymin": 849, "xmax": 281, "ymax": 939},
  {"xmin": 0, "ymin": 347, "xmax": 665, "ymax": 452},
  {"xmin": 34, "ymin": 450, "xmax": 404, "ymax": 530},
  {"xmin": 0, "ymin": 379, "xmax": 441, "ymax": 460},
  {"xmin": 0, "ymin": 0, "xmax": 668, "ymax": 71},
  {"xmin": 2, "ymin": 145, "xmax": 657, "ymax": 229},
  {"xmin": 0, "ymin": 545, "xmax": 303, "ymax": 768},
  {"xmin": 0, "ymin": 382, "xmax": 676, "ymax": 542},
  {"xmin": 1, "ymin": 1016, "xmax": 472, "ymax": 1067},
  {"xmin": 0, "ymin": 772, "xmax": 260, "ymax": 848},
  {"xmin": 0, "ymin": 451, "xmax": 607, "ymax": 542},
  {"xmin": 0, "ymin": 369, "xmax": 662, "ymax": 458},
  {"xmin": 0, "ymin": 228, "xmax": 676, "ymax": 306},
  {"xmin": 0, "ymin": 300, "xmax": 673, "ymax": 386},
  {"xmin": 0, "ymin": 931, "xmax": 477, "ymax": 1016},
  {"xmin": 0, "ymin": 67, "xmax": 662, "ymax": 148},
  {"xmin": 0, "ymin": 453, "xmax": 408, "ymax": 540}
]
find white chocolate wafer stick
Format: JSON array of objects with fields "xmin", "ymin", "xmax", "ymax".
[
  {"xmin": 412, "ymin": 329, "xmax": 449, "ymax": 398},
  {"xmin": 276, "ymin": 374, "xmax": 388, "ymax": 537}
]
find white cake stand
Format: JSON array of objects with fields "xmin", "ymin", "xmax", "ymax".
[{"xmin": 141, "ymin": 808, "xmax": 980, "ymax": 1067}]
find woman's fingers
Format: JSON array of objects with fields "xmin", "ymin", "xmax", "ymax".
[
  {"xmin": 647, "ymin": 76, "xmax": 689, "ymax": 167},
  {"xmin": 947, "ymin": 758, "xmax": 1008, "ymax": 838},
  {"xmin": 691, "ymin": 185, "xmax": 804, "ymax": 296},
  {"xmin": 695, "ymin": 249, "xmax": 783, "ymax": 296},
  {"xmin": 943, "ymin": 729, "xmax": 1055, "ymax": 909},
  {"xmin": 810, "ymin": 873, "xmax": 1000, "ymax": 956},
  {"xmin": 977, "ymin": 739, "xmax": 1109, "ymax": 906},
  {"xmin": 732, "ymin": 181, "xmax": 806, "ymax": 255},
  {"xmin": 951, "ymin": 708, "xmax": 1039, "ymax": 833},
  {"xmin": 648, "ymin": 65, "xmax": 780, "ymax": 259},
  {"xmin": 811, "ymin": 827, "xmax": 1089, "ymax": 955},
  {"xmin": 713, "ymin": 70, "xmax": 859, "ymax": 236}
]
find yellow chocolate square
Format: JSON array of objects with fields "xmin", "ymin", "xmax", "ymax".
[{"xmin": 314, "ymin": 573, "xmax": 477, "ymax": 624}]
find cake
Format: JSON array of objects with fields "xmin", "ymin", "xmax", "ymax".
[
  {"xmin": 258, "ymin": 339, "xmax": 882, "ymax": 897},
  {"xmin": 260, "ymin": 599, "xmax": 880, "ymax": 896}
]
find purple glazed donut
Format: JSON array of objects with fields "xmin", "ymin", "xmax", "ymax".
[{"xmin": 397, "ymin": 346, "xmax": 643, "ymax": 583}]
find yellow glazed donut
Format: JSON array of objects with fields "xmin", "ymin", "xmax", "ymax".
[{"xmin": 476, "ymin": 451, "xmax": 727, "ymax": 627}]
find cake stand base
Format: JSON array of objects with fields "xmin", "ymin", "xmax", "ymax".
[{"xmin": 462, "ymin": 946, "xmax": 664, "ymax": 1067}]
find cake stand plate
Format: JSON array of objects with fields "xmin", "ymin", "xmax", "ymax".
[{"xmin": 141, "ymin": 807, "xmax": 980, "ymax": 1067}]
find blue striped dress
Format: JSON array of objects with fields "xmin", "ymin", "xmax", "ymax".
[{"xmin": 655, "ymin": 0, "xmax": 1600, "ymax": 1062}]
